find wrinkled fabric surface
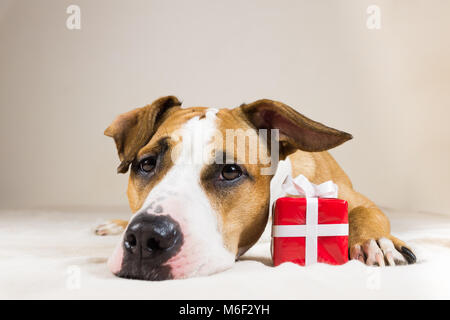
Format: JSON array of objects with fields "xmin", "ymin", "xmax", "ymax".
[{"xmin": 0, "ymin": 208, "xmax": 449, "ymax": 299}]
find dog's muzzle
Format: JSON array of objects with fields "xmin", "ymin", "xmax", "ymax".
[{"xmin": 116, "ymin": 214, "xmax": 183, "ymax": 281}]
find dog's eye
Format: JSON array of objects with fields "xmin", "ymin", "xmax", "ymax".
[
  {"xmin": 139, "ymin": 157, "xmax": 157, "ymax": 173},
  {"xmin": 221, "ymin": 164, "xmax": 242, "ymax": 180}
]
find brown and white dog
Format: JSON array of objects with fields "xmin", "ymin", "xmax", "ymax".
[{"xmin": 97, "ymin": 96, "xmax": 416, "ymax": 280}]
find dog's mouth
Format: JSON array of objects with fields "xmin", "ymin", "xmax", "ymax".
[
  {"xmin": 110, "ymin": 243, "xmax": 235, "ymax": 281},
  {"xmin": 108, "ymin": 213, "xmax": 235, "ymax": 281},
  {"xmin": 116, "ymin": 264, "xmax": 173, "ymax": 281}
]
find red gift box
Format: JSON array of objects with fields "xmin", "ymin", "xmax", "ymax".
[{"xmin": 272, "ymin": 196, "xmax": 349, "ymax": 266}]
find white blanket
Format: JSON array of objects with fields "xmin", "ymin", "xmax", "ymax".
[{"xmin": 1, "ymin": 208, "xmax": 450, "ymax": 299}]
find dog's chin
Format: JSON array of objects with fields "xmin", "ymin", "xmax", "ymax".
[
  {"xmin": 111, "ymin": 255, "xmax": 235, "ymax": 281},
  {"xmin": 168, "ymin": 255, "xmax": 235, "ymax": 280},
  {"xmin": 108, "ymin": 238, "xmax": 236, "ymax": 281},
  {"xmin": 163, "ymin": 241, "xmax": 236, "ymax": 279},
  {"xmin": 116, "ymin": 265, "xmax": 173, "ymax": 281}
]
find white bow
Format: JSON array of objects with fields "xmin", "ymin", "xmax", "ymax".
[{"xmin": 281, "ymin": 174, "xmax": 338, "ymax": 199}]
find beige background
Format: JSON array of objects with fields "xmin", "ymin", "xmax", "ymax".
[{"xmin": 0, "ymin": 0, "xmax": 449, "ymax": 214}]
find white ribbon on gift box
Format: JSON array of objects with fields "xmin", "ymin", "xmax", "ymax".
[{"xmin": 272, "ymin": 174, "xmax": 349, "ymax": 266}]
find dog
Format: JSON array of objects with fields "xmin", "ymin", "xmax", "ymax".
[{"xmin": 97, "ymin": 96, "xmax": 416, "ymax": 280}]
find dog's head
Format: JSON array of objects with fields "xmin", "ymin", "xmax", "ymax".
[{"xmin": 105, "ymin": 96, "xmax": 351, "ymax": 280}]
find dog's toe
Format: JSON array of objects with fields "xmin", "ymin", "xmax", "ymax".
[
  {"xmin": 94, "ymin": 220, "xmax": 127, "ymax": 236},
  {"xmin": 350, "ymin": 244, "xmax": 365, "ymax": 263},
  {"xmin": 350, "ymin": 237, "xmax": 413, "ymax": 266},
  {"xmin": 363, "ymin": 239, "xmax": 385, "ymax": 267},
  {"xmin": 377, "ymin": 237, "xmax": 407, "ymax": 266}
]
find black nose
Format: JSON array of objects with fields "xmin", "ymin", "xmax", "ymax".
[{"xmin": 117, "ymin": 215, "xmax": 183, "ymax": 281}]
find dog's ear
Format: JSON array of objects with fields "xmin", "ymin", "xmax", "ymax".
[
  {"xmin": 104, "ymin": 96, "xmax": 181, "ymax": 173},
  {"xmin": 238, "ymin": 99, "xmax": 352, "ymax": 158}
]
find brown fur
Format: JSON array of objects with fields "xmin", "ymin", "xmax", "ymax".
[
  {"xmin": 288, "ymin": 150, "xmax": 408, "ymax": 251},
  {"xmin": 104, "ymin": 96, "xmax": 412, "ymax": 263},
  {"xmin": 203, "ymin": 108, "xmax": 273, "ymax": 255}
]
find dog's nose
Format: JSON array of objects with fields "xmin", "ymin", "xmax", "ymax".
[
  {"xmin": 117, "ymin": 214, "xmax": 183, "ymax": 280},
  {"xmin": 124, "ymin": 215, "xmax": 182, "ymax": 258}
]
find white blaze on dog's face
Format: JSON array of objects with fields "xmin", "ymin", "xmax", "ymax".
[
  {"xmin": 125, "ymin": 108, "xmax": 237, "ymax": 279},
  {"xmin": 105, "ymin": 96, "xmax": 352, "ymax": 280}
]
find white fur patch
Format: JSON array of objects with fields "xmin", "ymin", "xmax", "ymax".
[{"xmin": 122, "ymin": 108, "xmax": 234, "ymax": 279}]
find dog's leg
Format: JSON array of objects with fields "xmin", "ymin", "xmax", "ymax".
[
  {"xmin": 94, "ymin": 219, "xmax": 128, "ymax": 236},
  {"xmin": 289, "ymin": 151, "xmax": 416, "ymax": 266},
  {"xmin": 343, "ymin": 187, "xmax": 416, "ymax": 266}
]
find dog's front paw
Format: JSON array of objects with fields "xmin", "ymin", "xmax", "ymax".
[
  {"xmin": 350, "ymin": 237, "xmax": 416, "ymax": 266},
  {"xmin": 94, "ymin": 219, "xmax": 128, "ymax": 236}
]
